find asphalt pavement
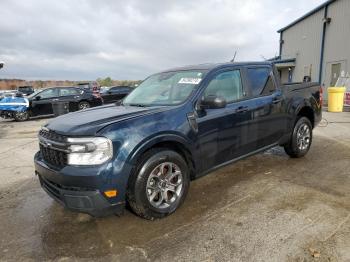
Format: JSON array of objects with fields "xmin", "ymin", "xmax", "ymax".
[{"xmin": 0, "ymin": 111, "xmax": 349, "ymax": 261}]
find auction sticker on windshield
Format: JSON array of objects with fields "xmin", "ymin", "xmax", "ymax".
[{"xmin": 178, "ymin": 78, "xmax": 202, "ymax": 85}]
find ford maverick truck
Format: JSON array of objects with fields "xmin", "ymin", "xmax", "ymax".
[{"xmin": 34, "ymin": 62, "xmax": 322, "ymax": 219}]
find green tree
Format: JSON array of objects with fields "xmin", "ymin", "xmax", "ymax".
[{"xmin": 97, "ymin": 77, "xmax": 113, "ymax": 86}]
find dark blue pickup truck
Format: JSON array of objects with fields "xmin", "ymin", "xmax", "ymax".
[{"xmin": 34, "ymin": 62, "xmax": 322, "ymax": 219}]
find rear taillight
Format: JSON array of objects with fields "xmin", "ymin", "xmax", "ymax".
[{"xmin": 319, "ymin": 86, "xmax": 323, "ymax": 106}]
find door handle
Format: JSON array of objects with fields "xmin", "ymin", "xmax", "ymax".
[
  {"xmin": 52, "ymin": 99, "xmax": 59, "ymax": 101},
  {"xmin": 235, "ymin": 106, "xmax": 249, "ymax": 113}
]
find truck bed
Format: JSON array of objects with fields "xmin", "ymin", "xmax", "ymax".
[{"xmin": 283, "ymin": 82, "xmax": 320, "ymax": 92}]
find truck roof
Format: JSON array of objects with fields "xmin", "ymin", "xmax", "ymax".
[{"xmin": 162, "ymin": 61, "xmax": 273, "ymax": 72}]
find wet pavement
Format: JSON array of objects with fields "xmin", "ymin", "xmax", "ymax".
[{"xmin": 0, "ymin": 112, "xmax": 349, "ymax": 261}]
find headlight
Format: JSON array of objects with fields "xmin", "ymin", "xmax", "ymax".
[{"xmin": 67, "ymin": 137, "xmax": 113, "ymax": 165}]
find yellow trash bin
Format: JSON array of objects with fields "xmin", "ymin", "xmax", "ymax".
[{"xmin": 328, "ymin": 87, "xmax": 346, "ymax": 112}]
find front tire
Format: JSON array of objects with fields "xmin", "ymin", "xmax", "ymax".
[
  {"xmin": 13, "ymin": 111, "xmax": 29, "ymax": 121},
  {"xmin": 127, "ymin": 148, "xmax": 190, "ymax": 220},
  {"xmin": 284, "ymin": 117, "xmax": 313, "ymax": 158}
]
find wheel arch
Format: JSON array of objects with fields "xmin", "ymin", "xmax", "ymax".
[
  {"xmin": 295, "ymin": 105, "xmax": 315, "ymax": 128},
  {"xmin": 128, "ymin": 134, "xmax": 197, "ymax": 180},
  {"xmin": 78, "ymin": 99, "xmax": 90, "ymax": 104}
]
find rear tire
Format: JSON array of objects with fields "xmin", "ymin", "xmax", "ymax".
[
  {"xmin": 13, "ymin": 111, "xmax": 29, "ymax": 121},
  {"xmin": 78, "ymin": 101, "xmax": 90, "ymax": 110},
  {"xmin": 284, "ymin": 117, "xmax": 312, "ymax": 158},
  {"xmin": 127, "ymin": 148, "xmax": 190, "ymax": 220}
]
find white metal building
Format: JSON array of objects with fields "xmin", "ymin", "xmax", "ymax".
[{"xmin": 276, "ymin": 0, "xmax": 350, "ymax": 99}]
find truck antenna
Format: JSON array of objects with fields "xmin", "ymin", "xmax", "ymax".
[{"xmin": 230, "ymin": 51, "xmax": 237, "ymax": 62}]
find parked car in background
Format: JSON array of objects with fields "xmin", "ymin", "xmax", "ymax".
[
  {"xmin": 29, "ymin": 86, "xmax": 103, "ymax": 114},
  {"xmin": 100, "ymin": 86, "xmax": 132, "ymax": 103},
  {"xmin": 0, "ymin": 86, "xmax": 103, "ymax": 121},
  {"xmin": 34, "ymin": 62, "xmax": 322, "ymax": 219},
  {"xmin": 17, "ymin": 86, "xmax": 34, "ymax": 96},
  {"xmin": 77, "ymin": 82, "xmax": 100, "ymax": 93},
  {"xmin": 0, "ymin": 90, "xmax": 17, "ymax": 100}
]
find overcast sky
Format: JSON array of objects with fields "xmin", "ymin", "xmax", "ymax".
[{"xmin": 0, "ymin": 0, "xmax": 325, "ymax": 80}]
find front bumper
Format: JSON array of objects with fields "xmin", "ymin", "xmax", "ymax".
[{"xmin": 34, "ymin": 153, "xmax": 125, "ymax": 217}]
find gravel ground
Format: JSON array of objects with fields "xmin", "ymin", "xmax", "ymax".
[{"xmin": 0, "ymin": 111, "xmax": 349, "ymax": 261}]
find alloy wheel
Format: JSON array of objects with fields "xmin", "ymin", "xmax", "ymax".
[
  {"xmin": 79, "ymin": 102, "xmax": 90, "ymax": 110},
  {"xmin": 146, "ymin": 162, "xmax": 183, "ymax": 209},
  {"xmin": 296, "ymin": 123, "xmax": 311, "ymax": 151}
]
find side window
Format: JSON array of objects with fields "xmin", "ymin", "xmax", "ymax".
[
  {"xmin": 247, "ymin": 67, "xmax": 276, "ymax": 97},
  {"xmin": 110, "ymin": 87, "xmax": 120, "ymax": 92},
  {"xmin": 110, "ymin": 87, "xmax": 130, "ymax": 92},
  {"xmin": 38, "ymin": 89, "xmax": 58, "ymax": 99},
  {"xmin": 60, "ymin": 88, "xmax": 78, "ymax": 96},
  {"xmin": 120, "ymin": 87, "xmax": 131, "ymax": 92},
  {"xmin": 204, "ymin": 70, "xmax": 243, "ymax": 103}
]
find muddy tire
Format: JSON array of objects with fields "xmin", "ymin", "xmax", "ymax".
[
  {"xmin": 127, "ymin": 148, "xmax": 190, "ymax": 220},
  {"xmin": 284, "ymin": 117, "xmax": 313, "ymax": 158},
  {"xmin": 78, "ymin": 101, "xmax": 90, "ymax": 110},
  {"xmin": 13, "ymin": 111, "xmax": 29, "ymax": 121}
]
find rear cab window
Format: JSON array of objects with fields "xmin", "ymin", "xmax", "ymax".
[{"xmin": 246, "ymin": 67, "xmax": 276, "ymax": 97}]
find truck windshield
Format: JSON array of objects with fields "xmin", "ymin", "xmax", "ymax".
[{"xmin": 123, "ymin": 70, "xmax": 207, "ymax": 106}]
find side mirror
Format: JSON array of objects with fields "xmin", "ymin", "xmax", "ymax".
[
  {"xmin": 35, "ymin": 96, "xmax": 41, "ymax": 101},
  {"xmin": 199, "ymin": 95, "xmax": 227, "ymax": 109}
]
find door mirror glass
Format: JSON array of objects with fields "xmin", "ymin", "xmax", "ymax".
[
  {"xmin": 200, "ymin": 95, "xmax": 227, "ymax": 109},
  {"xmin": 35, "ymin": 96, "xmax": 41, "ymax": 101}
]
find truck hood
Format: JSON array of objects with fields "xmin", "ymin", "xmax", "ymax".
[{"xmin": 45, "ymin": 104, "xmax": 167, "ymax": 136}]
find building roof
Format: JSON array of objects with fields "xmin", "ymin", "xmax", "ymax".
[
  {"xmin": 277, "ymin": 0, "xmax": 337, "ymax": 33},
  {"xmin": 273, "ymin": 59, "xmax": 296, "ymax": 69}
]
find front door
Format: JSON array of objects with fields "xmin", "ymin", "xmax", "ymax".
[
  {"xmin": 31, "ymin": 88, "xmax": 59, "ymax": 116},
  {"xmin": 196, "ymin": 68, "xmax": 251, "ymax": 172}
]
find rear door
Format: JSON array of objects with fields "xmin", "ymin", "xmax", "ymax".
[
  {"xmin": 243, "ymin": 66, "xmax": 285, "ymax": 149},
  {"xmin": 31, "ymin": 88, "xmax": 59, "ymax": 116},
  {"xmin": 58, "ymin": 88, "xmax": 81, "ymax": 111}
]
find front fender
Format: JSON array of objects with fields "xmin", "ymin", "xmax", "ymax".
[{"xmin": 128, "ymin": 132, "xmax": 196, "ymax": 166}]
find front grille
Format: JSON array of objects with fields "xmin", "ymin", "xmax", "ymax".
[
  {"xmin": 39, "ymin": 129, "xmax": 66, "ymax": 143},
  {"xmin": 40, "ymin": 144, "xmax": 67, "ymax": 167},
  {"xmin": 39, "ymin": 129, "xmax": 68, "ymax": 168}
]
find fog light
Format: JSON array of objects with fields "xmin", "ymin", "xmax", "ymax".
[{"xmin": 104, "ymin": 190, "xmax": 118, "ymax": 198}]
